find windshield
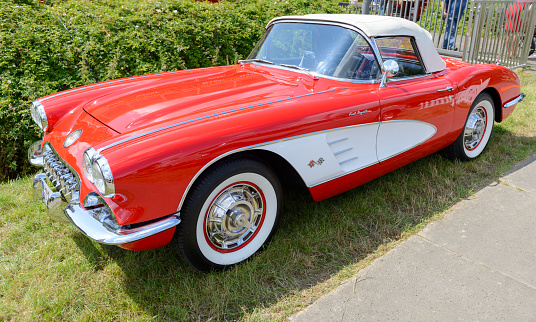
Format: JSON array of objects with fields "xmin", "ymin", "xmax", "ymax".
[{"xmin": 248, "ymin": 22, "xmax": 380, "ymax": 81}]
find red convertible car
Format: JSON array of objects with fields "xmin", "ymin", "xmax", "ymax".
[{"xmin": 28, "ymin": 14, "xmax": 524, "ymax": 271}]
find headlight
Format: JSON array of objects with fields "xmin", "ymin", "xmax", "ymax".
[
  {"xmin": 82, "ymin": 147, "xmax": 115, "ymax": 196},
  {"xmin": 92, "ymin": 155, "xmax": 115, "ymax": 196},
  {"xmin": 30, "ymin": 101, "xmax": 48, "ymax": 131}
]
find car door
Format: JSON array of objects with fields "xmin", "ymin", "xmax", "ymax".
[{"xmin": 374, "ymin": 37, "xmax": 455, "ymax": 163}]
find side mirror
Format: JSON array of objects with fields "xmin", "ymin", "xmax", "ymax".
[{"xmin": 380, "ymin": 60, "xmax": 399, "ymax": 87}]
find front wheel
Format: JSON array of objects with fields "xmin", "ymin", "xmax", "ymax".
[
  {"xmin": 173, "ymin": 158, "xmax": 282, "ymax": 272},
  {"xmin": 443, "ymin": 92, "xmax": 495, "ymax": 161}
]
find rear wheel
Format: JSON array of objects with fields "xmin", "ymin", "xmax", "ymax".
[
  {"xmin": 174, "ymin": 158, "xmax": 282, "ymax": 272},
  {"xmin": 443, "ymin": 92, "xmax": 495, "ymax": 161}
]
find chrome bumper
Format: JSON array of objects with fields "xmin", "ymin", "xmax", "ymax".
[
  {"xmin": 503, "ymin": 93, "xmax": 526, "ymax": 108},
  {"xmin": 64, "ymin": 202, "xmax": 181, "ymax": 245},
  {"xmin": 32, "ymin": 171, "xmax": 181, "ymax": 245},
  {"xmin": 28, "ymin": 140, "xmax": 45, "ymax": 167}
]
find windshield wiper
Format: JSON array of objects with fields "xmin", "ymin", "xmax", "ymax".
[
  {"xmin": 238, "ymin": 58, "xmax": 274, "ymax": 65},
  {"xmin": 280, "ymin": 64, "xmax": 319, "ymax": 80}
]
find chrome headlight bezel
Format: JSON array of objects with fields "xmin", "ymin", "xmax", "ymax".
[
  {"xmin": 82, "ymin": 147, "xmax": 115, "ymax": 197},
  {"xmin": 82, "ymin": 148, "xmax": 96, "ymax": 183},
  {"xmin": 30, "ymin": 101, "xmax": 48, "ymax": 131},
  {"xmin": 92, "ymin": 156, "xmax": 115, "ymax": 196}
]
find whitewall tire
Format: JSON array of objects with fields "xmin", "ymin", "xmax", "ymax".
[
  {"xmin": 444, "ymin": 92, "xmax": 495, "ymax": 161},
  {"xmin": 174, "ymin": 158, "xmax": 282, "ymax": 272}
]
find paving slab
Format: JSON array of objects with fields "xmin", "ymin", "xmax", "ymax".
[
  {"xmin": 292, "ymin": 156, "xmax": 536, "ymax": 321},
  {"xmin": 420, "ymin": 182, "xmax": 536, "ymax": 288},
  {"xmin": 501, "ymin": 157, "xmax": 536, "ymax": 194},
  {"xmin": 292, "ymin": 236, "xmax": 536, "ymax": 321}
]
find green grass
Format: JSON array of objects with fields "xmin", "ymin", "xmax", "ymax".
[{"xmin": 1, "ymin": 71, "xmax": 536, "ymax": 321}]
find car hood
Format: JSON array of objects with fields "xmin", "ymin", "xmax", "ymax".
[{"xmin": 83, "ymin": 65, "xmax": 310, "ymax": 134}]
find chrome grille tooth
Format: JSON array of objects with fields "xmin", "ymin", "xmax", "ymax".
[
  {"xmin": 67, "ymin": 179, "xmax": 77, "ymax": 190},
  {"xmin": 42, "ymin": 143, "xmax": 80, "ymax": 203}
]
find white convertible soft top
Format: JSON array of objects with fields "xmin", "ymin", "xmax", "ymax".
[{"xmin": 268, "ymin": 14, "xmax": 446, "ymax": 73}]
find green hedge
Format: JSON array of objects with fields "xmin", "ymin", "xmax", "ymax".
[{"xmin": 0, "ymin": 0, "xmax": 343, "ymax": 182}]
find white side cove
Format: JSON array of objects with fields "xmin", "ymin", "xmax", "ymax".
[
  {"xmin": 259, "ymin": 120, "xmax": 436, "ymax": 187},
  {"xmin": 376, "ymin": 120, "xmax": 437, "ymax": 162},
  {"xmin": 260, "ymin": 124, "xmax": 380, "ymax": 187}
]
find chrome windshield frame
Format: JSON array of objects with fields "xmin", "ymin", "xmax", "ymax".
[{"xmin": 248, "ymin": 19, "xmax": 384, "ymax": 84}]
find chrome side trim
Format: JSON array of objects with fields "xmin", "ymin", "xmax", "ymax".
[
  {"xmin": 503, "ymin": 93, "xmax": 526, "ymax": 108},
  {"xmin": 176, "ymin": 121, "xmax": 382, "ymax": 211},
  {"xmin": 97, "ymin": 88, "xmax": 346, "ymax": 154},
  {"xmin": 338, "ymin": 156, "xmax": 359, "ymax": 165},
  {"xmin": 334, "ymin": 147, "xmax": 353, "ymax": 156},
  {"xmin": 309, "ymin": 160, "xmax": 380, "ymax": 187},
  {"xmin": 327, "ymin": 137, "xmax": 348, "ymax": 145},
  {"xmin": 176, "ymin": 120, "xmax": 438, "ymax": 210},
  {"xmin": 64, "ymin": 203, "xmax": 180, "ymax": 245}
]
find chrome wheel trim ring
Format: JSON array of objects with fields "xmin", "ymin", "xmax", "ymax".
[
  {"xmin": 464, "ymin": 106, "xmax": 487, "ymax": 151},
  {"xmin": 204, "ymin": 182, "xmax": 265, "ymax": 252}
]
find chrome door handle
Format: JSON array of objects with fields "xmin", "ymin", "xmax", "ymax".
[{"xmin": 438, "ymin": 86, "xmax": 454, "ymax": 92}]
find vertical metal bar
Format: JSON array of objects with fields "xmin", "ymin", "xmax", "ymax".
[
  {"xmin": 470, "ymin": 3, "xmax": 483, "ymax": 64},
  {"xmin": 459, "ymin": 0, "xmax": 470, "ymax": 53},
  {"xmin": 364, "ymin": 0, "xmax": 371, "ymax": 14},
  {"xmin": 517, "ymin": 2, "xmax": 532, "ymax": 66},
  {"xmin": 478, "ymin": 3, "xmax": 488, "ymax": 63},
  {"xmin": 497, "ymin": 2, "xmax": 508, "ymax": 66},
  {"xmin": 452, "ymin": 0, "xmax": 463, "ymax": 51},
  {"xmin": 481, "ymin": 3, "xmax": 494, "ymax": 63},
  {"xmin": 413, "ymin": 0, "xmax": 420, "ymax": 22},
  {"xmin": 421, "ymin": 0, "xmax": 433, "ymax": 29},
  {"xmin": 505, "ymin": 0, "xmax": 518, "ymax": 66},
  {"xmin": 427, "ymin": 0, "xmax": 437, "ymax": 39},
  {"xmin": 490, "ymin": 3, "xmax": 503, "ymax": 65},
  {"xmin": 433, "ymin": 0, "xmax": 444, "ymax": 46},
  {"xmin": 462, "ymin": 0, "xmax": 476, "ymax": 61}
]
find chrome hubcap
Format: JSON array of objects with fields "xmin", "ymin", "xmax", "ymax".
[
  {"xmin": 464, "ymin": 107, "xmax": 486, "ymax": 150},
  {"xmin": 205, "ymin": 183, "xmax": 264, "ymax": 251}
]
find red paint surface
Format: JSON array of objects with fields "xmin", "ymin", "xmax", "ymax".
[
  {"xmin": 39, "ymin": 57, "xmax": 521, "ymax": 250},
  {"xmin": 118, "ymin": 227, "xmax": 176, "ymax": 251}
]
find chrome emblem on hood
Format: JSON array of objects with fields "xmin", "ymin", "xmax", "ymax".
[{"xmin": 63, "ymin": 129, "xmax": 82, "ymax": 147}]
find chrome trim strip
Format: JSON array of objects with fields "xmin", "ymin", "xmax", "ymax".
[
  {"xmin": 176, "ymin": 119, "xmax": 438, "ymax": 210},
  {"xmin": 334, "ymin": 147, "xmax": 353, "ymax": 156},
  {"xmin": 311, "ymin": 160, "xmax": 380, "ymax": 187},
  {"xmin": 97, "ymin": 88, "xmax": 346, "ymax": 154},
  {"xmin": 64, "ymin": 203, "xmax": 181, "ymax": 245},
  {"xmin": 338, "ymin": 156, "xmax": 359, "ymax": 165},
  {"xmin": 503, "ymin": 93, "xmax": 526, "ymax": 108},
  {"xmin": 311, "ymin": 121, "xmax": 437, "ymax": 187},
  {"xmin": 176, "ymin": 121, "xmax": 383, "ymax": 211},
  {"xmin": 327, "ymin": 137, "xmax": 348, "ymax": 145}
]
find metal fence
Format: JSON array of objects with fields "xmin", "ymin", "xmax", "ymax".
[{"xmin": 340, "ymin": 0, "xmax": 536, "ymax": 68}]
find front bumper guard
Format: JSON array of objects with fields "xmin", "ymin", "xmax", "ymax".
[
  {"xmin": 32, "ymin": 173, "xmax": 181, "ymax": 245},
  {"xmin": 503, "ymin": 93, "xmax": 526, "ymax": 109}
]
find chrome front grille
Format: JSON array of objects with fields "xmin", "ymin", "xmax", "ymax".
[{"xmin": 42, "ymin": 143, "xmax": 80, "ymax": 203}]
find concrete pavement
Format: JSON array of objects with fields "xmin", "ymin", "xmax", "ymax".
[{"xmin": 292, "ymin": 154, "xmax": 536, "ymax": 321}]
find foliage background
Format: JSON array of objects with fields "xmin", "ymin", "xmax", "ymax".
[{"xmin": 0, "ymin": 0, "xmax": 343, "ymax": 182}]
